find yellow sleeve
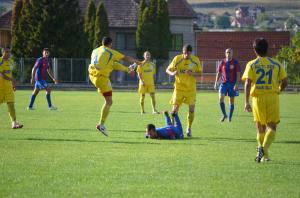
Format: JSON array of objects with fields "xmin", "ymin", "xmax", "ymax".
[
  {"xmin": 111, "ymin": 48, "xmax": 125, "ymax": 62},
  {"xmin": 167, "ymin": 56, "xmax": 178, "ymax": 71},
  {"xmin": 195, "ymin": 57, "xmax": 202, "ymax": 73},
  {"xmin": 279, "ymin": 63, "xmax": 287, "ymax": 80},
  {"xmin": 242, "ymin": 62, "xmax": 254, "ymax": 81},
  {"xmin": 112, "ymin": 62, "xmax": 129, "ymax": 72},
  {"xmin": 137, "ymin": 65, "xmax": 142, "ymax": 74}
]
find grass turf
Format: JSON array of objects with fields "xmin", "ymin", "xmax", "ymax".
[{"xmin": 0, "ymin": 90, "xmax": 299, "ymax": 197}]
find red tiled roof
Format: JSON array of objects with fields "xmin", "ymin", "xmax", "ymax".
[
  {"xmin": 0, "ymin": 10, "xmax": 12, "ymax": 30},
  {"xmin": 79, "ymin": 0, "xmax": 139, "ymax": 28},
  {"xmin": 167, "ymin": 0, "xmax": 197, "ymax": 19}
]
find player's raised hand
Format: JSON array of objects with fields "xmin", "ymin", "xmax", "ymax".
[{"xmin": 244, "ymin": 103, "xmax": 252, "ymax": 112}]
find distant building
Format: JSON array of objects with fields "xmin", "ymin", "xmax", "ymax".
[{"xmin": 0, "ymin": 11, "xmax": 11, "ymax": 48}]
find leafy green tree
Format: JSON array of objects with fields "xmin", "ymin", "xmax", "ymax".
[
  {"xmin": 94, "ymin": 2, "xmax": 109, "ymax": 48},
  {"xmin": 285, "ymin": 16, "xmax": 297, "ymax": 30},
  {"xmin": 277, "ymin": 33, "xmax": 300, "ymax": 84},
  {"xmin": 11, "ymin": 0, "xmax": 24, "ymax": 58},
  {"xmin": 136, "ymin": 0, "xmax": 147, "ymax": 58},
  {"xmin": 147, "ymin": 0, "xmax": 159, "ymax": 58},
  {"xmin": 84, "ymin": 0, "xmax": 96, "ymax": 52},
  {"xmin": 215, "ymin": 15, "xmax": 231, "ymax": 29},
  {"xmin": 157, "ymin": 0, "xmax": 171, "ymax": 60}
]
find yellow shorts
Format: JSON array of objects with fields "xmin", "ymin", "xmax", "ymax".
[
  {"xmin": 138, "ymin": 84, "xmax": 155, "ymax": 94},
  {"xmin": 89, "ymin": 75, "xmax": 112, "ymax": 94},
  {"xmin": 252, "ymin": 93, "xmax": 280, "ymax": 125},
  {"xmin": 170, "ymin": 89, "xmax": 196, "ymax": 106},
  {"xmin": 0, "ymin": 85, "xmax": 14, "ymax": 104}
]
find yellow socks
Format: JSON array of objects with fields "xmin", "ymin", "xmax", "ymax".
[
  {"xmin": 150, "ymin": 93, "xmax": 156, "ymax": 112},
  {"xmin": 187, "ymin": 111, "xmax": 195, "ymax": 129},
  {"xmin": 256, "ymin": 132, "xmax": 265, "ymax": 147},
  {"xmin": 262, "ymin": 128, "xmax": 276, "ymax": 158},
  {"xmin": 140, "ymin": 95, "xmax": 145, "ymax": 113},
  {"xmin": 7, "ymin": 102, "xmax": 16, "ymax": 122},
  {"xmin": 100, "ymin": 104, "xmax": 111, "ymax": 125}
]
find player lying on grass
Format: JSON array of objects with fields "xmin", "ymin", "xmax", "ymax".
[{"xmin": 145, "ymin": 111, "xmax": 184, "ymax": 139}]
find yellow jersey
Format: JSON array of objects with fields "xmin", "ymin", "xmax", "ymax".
[
  {"xmin": 242, "ymin": 57, "xmax": 287, "ymax": 96},
  {"xmin": 167, "ymin": 54, "xmax": 202, "ymax": 92},
  {"xmin": 0, "ymin": 56, "xmax": 13, "ymax": 89},
  {"xmin": 137, "ymin": 61, "xmax": 156, "ymax": 86},
  {"xmin": 89, "ymin": 45, "xmax": 124, "ymax": 77}
]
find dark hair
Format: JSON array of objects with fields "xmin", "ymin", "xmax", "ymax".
[
  {"xmin": 147, "ymin": 124, "xmax": 156, "ymax": 132},
  {"xmin": 43, "ymin": 48, "xmax": 49, "ymax": 52},
  {"xmin": 102, "ymin": 37, "xmax": 112, "ymax": 46},
  {"xmin": 253, "ymin": 38, "xmax": 268, "ymax": 57},
  {"xmin": 183, "ymin": 44, "xmax": 192, "ymax": 52}
]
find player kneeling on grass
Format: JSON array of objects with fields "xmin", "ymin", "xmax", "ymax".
[
  {"xmin": 0, "ymin": 47, "xmax": 23, "ymax": 129},
  {"xmin": 145, "ymin": 111, "xmax": 183, "ymax": 139}
]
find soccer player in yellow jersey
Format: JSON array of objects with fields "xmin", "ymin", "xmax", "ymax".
[
  {"xmin": 0, "ymin": 47, "xmax": 23, "ymax": 129},
  {"xmin": 166, "ymin": 44, "xmax": 202, "ymax": 138},
  {"xmin": 89, "ymin": 37, "xmax": 140, "ymax": 136},
  {"xmin": 242, "ymin": 38, "xmax": 288, "ymax": 163},
  {"xmin": 137, "ymin": 51, "xmax": 159, "ymax": 114}
]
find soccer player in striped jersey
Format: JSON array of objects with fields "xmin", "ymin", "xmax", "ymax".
[
  {"xmin": 0, "ymin": 47, "xmax": 23, "ymax": 129},
  {"xmin": 89, "ymin": 37, "xmax": 140, "ymax": 136},
  {"xmin": 27, "ymin": 48, "xmax": 58, "ymax": 110},
  {"xmin": 214, "ymin": 48, "xmax": 241, "ymax": 122},
  {"xmin": 137, "ymin": 51, "xmax": 159, "ymax": 114},
  {"xmin": 145, "ymin": 111, "xmax": 183, "ymax": 139},
  {"xmin": 242, "ymin": 38, "xmax": 288, "ymax": 163},
  {"xmin": 166, "ymin": 44, "xmax": 202, "ymax": 138}
]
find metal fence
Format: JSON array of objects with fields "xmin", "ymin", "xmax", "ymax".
[{"xmin": 12, "ymin": 58, "xmax": 287, "ymax": 85}]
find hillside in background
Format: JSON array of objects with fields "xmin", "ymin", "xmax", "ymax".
[{"xmin": 187, "ymin": 0, "xmax": 300, "ymax": 16}]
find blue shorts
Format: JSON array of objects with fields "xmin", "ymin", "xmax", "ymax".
[
  {"xmin": 219, "ymin": 83, "xmax": 236, "ymax": 97},
  {"xmin": 35, "ymin": 80, "xmax": 48, "ymax": 89}
]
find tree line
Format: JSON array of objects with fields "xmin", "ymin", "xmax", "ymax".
[{"xmin": 11, "ymin": 0, "xmax": 171, "ymax": 60}]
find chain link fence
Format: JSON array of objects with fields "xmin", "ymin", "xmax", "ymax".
[{"xmin": 11, "ymin": 58, "xmax": 287, "ymax": 85}]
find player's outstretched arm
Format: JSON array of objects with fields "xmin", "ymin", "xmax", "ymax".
[
  {"xmin": 122, "ymin": 56, "xmax": 141, "ymax": 65},
  {"xmin": 214, "ymin": 72, "xmax": 221, "ymax": 90},
  {"xmin": 30, "ymin": 66, "xmax": 37, "ymax": 84}
]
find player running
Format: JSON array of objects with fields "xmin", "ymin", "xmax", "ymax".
[
  {"xmin": 0, "ymin": 47, "xmax": 23, "ymax": 129},
  {"xmin": 27, "ymin": 48, "xmax": 58, "ymax": 110},
  {"xmin": 89, "ymin": 36, "xmax": 140, "ymax": 136},
  {"xmin": 137, "ymin": 51, "xmax": 159, "ymax": 114},
  {"xmin": 242, "ymin": 38, "xmax": 288, "ymax": 163},
  {"xmin": 166, "ymin": 44, "xmax": 202, "ymax": 138},
  {"xmin": 145, "ymin": 111, "xmax": 183, "ymax": 139},
  {"xmin": 214, "ymin": 48, "xmax": 241, "ymax": 122}
]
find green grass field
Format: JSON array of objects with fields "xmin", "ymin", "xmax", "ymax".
[{"xmin": 0, "ymin": 90, "xmax": 300, "ymax": 197}]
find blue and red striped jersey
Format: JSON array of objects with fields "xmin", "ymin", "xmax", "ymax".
[
  {"xmin": 218, "ymin": 59, "xmax": 240, "ymax": 84},
  {"xmin": 34, "ymin": 57, "xmax": 51, "ymax": 81}
]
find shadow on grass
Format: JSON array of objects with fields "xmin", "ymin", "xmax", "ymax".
[
  {"xmin": 192, "ymin": 136, "xmax": 256, "ymax": 143},
  {"xmin": 276, "ymin": 140, "xmax": 300, "ymax": 145},
  {"xmin": 21, "ymin": 137, "xmax": 161, "ymax": 145},
  {"xmin": 110, "ymin": 110, "xmax": 139, "ymax": 114}
]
